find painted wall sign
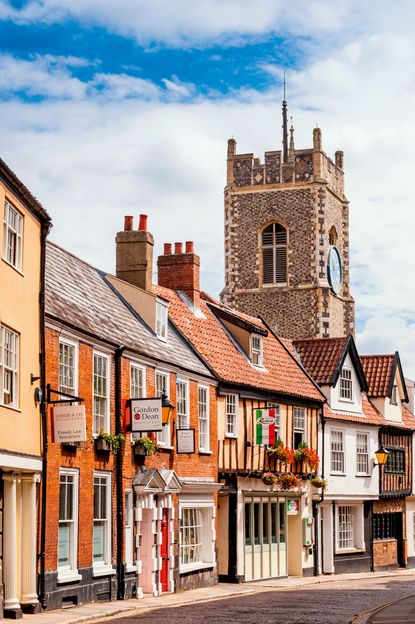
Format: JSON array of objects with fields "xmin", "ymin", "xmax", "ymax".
[
  {"xmin": 255, "ymin": 408, "xmax": 277, "ymax": 445},
  {"xmin": 176, "ymin": 428, "xmax": 195, "ymax": 454},
  {"xmin": 287, "ymin": 499, "xmax": 300, "ymax": 515},
  {"xmin": 53, "ymin": 404, "xmax": 86, "ymax": 443},
  {"xmin": 131, "ymin": 398, "xmax": 162, "ymax": 432}
]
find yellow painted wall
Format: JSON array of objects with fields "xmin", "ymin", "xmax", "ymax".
[{"xmin": 0, "ymin": 183, "xmax": 42, "ymax": 457}]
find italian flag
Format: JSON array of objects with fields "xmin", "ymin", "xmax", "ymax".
[{"xmin": 256, "ymin": 409, "xmax": 276, "ymax": 445}]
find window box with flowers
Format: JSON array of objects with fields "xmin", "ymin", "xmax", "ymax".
[
  {"xmin": 277, "ymin": 473, "xmax": 301, "ymax": 490},
  {"xmin": 93, "ymin": 430, "xmax": 125, "ymax": 455},
  {"xmin": 294, "ymin": 442, "xmax": 320, "ymax": 473},
  {"xmin": 267, "ymin": 439, "xmax": 295, "ymax": 464},
  {"xmin": 133, "ymin": 436, "xmax": 158, "ymax": 457}
]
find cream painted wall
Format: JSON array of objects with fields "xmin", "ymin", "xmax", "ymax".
[
  {"xmin": 0, "ymin": 184, "xmax": 42, "ymax": 457},
  {"xmin": 329, "ymin": 353, "xmax": 362, "ymax": 414}
]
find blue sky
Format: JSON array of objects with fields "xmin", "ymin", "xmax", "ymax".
[{"xmin": 1, "ymin": 0, "xmax": 415, "ymax": 375}]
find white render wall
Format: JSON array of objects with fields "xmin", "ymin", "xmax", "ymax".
[
  {"xmin": 328, "ymin": 354, "xmax": 362, "ymax": 414},
  {"xmin": 323, "ymin": 421, "xmax": 379, "ymax": 500}
]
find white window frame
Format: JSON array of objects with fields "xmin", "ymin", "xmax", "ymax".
[
  {"xmin": 198, "ymin": 385, "xmax": 210, "ymax": 452},
  {"xmin": 179, "ymin": 502, "xmax": 215, "ymax": 574},
  {"xmin": 58, "ymin": 468, "xmax": 80, "ymax": 583},
  {"xmin": 2, "ymin": 200, "xmax": 23, "ymax": 271},
  {"xmin": 356, "ymin": 432, "xmax": 370, "ymax": 476},
  {"xmin": 335, "ymin": 504, "xmax": 365, "ymax": 553},
  {"xmin": 93, "ymin": 351, "xmax": 110, "ymax": 436},
  {"xmin": 293, "ymin": 406, "xmax": 306, "ymax": 448},
  {"xmin": 93, "ymin": 471, "xmax": 114, "ymax": 576},
  {"xmin": 250, "ymin": 335, "xmax": 263, "ymax": 367},
  {"xmin": 156, "ymin": 300, "xmax": 168, "ymax": 341},
  {"xmin": 330, "ymin": 429, "xmax": 345, "ymax": 474},
  {"xmin": 156, "ymin": 370, "xmax": 171, "ymax": 447},
  {"xmin": 390, "ymin": 385, "xmax": 398, "ymax": 406},
  {"xmin": 176, "ymin": 378, "xmax": 190, "ymax": 429},
  {"xmin": 130, "ymin": 362, "xmax": 146, "ymax": 399},
  {"xmin": 339, "ymin": 367, "xmax": 353, "ymax": 401},
  {"xmin": 0, "ymin": 324, "xmax": 19, "ymax": 409},
  {"xmin": 58, "ymin": 337, "xmax": 78, "ymax": 397},
  {"xmin": 225, "ymin": 393, "xmax": 238, "ymax": 438},
  {"xmin": 125, "ymin": 489, "xmax": 135, "ymax": 572}
]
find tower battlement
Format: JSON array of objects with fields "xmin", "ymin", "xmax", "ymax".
[{"xmin": 226, "ymin": 128, "xmax": 345, "ymax": 199}]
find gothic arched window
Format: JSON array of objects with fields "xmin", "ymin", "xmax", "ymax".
[
  {"xmin": 329, "ymin": 226, "xmax": 338, "ymax": 246},
  {"xmin": 261, "ymin": 223, "xmax": 288, "ymax": 285}
]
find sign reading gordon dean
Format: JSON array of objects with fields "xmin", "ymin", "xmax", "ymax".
[
  {"xmin": 131, "ymin": 398, "xmax": 162, "ymax": 432},
  {"xmin": 53, "ymin": 404, "xmax": 87, "ymax": 443}
]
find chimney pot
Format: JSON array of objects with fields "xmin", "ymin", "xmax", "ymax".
[
  {"xmin": 185, "ymin": 241, "xmax": 194, "ymax": 254},
  {"xmin": 138, "ymin": 214, "xmax": 148, "ymax": 231},
  {"xmin": 124, "ymin": 216, "xmax": 134, "ymax": 231},
  {"xmin": 174, "ymin": 242, "xmax": 183, "ymax": 254},
  {"xmin": 164, "ymin": 243, "xmax": 172, "ymax": 255}
]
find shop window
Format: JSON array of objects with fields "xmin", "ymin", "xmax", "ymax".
[
  {"xmin": 225, "ymin": 393, "xmax": 238, "ymax": 437},
  {"xmin": 356, "ymin": 432, "xmax": 369, "ymax": 475},
  {"xmin": 93, "ymin": 352, "xmax": 110, "ymax": 435},
  {"xmin": 179, "ymin": 505, "xmax": 215, "ymax": 572},
  {"xmin": 385, "ymin": 448, "xmax": 405, "ymax": 473},
  {"xmin": 0, "ymin": 324, "xmax": 19, "ymax": 408},
  {"xmin": 176, "ymin": 378, "xmax": 189, "ymax": 429},
  {"xmin": 339, "ymin": 368, "xmax": 353, "ymax": 401},
  {"xmin": 59, "ymin": 338, "xmax": 78, "ymax": 397},
  {"xmin": 293, "ymin": 407, "xmax": 306, "ymax": 449},
  {"xmin": 156, "ymin": 371, "xmax": 171, "ymax": 446},
  {"xmin": 156, "ymin": 300, "xmax": 168, "ymax": 340},
  {"xmin": 198, "ymin": 385, "xmax": 210, "ymax": 452},
  {"xmin": 331, "ymin": 429, "xmax": 345, "ymax": 474},
  {"xmin": 261, "ymin": 222, "xmax": 288, "ymax": 285},
  {"xmin": 58, "ymin": 469, "xmax": 79, "ymax": 580},
  {"xmin": 93, "ymin": 472, "xmax": 112, "ymax": 573},
  {"xmin": 2, "ymin": 200, "xmax": 23, "ymax": 271},
  {"xmin": 337, "ymin": 505, "xmax": 354, "ymax": 550},
  {"xmin": 373, "ymin": 513, "xmax": 399, "ymax": 540}
]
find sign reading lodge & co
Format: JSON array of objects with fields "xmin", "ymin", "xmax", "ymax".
[
  {"xmin": 131, "ymin": 398, "xmax": 162, "ymax": 432},
  {"xmin": 53, "ymin": 404, "xmax": 87, "ymax": 443}
]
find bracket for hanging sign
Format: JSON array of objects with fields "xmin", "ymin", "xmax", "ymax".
[{"xmin": 46, "ymin": 383, "xmax": 85, "ymax": 405}]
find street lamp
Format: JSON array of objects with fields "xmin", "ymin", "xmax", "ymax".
[
  {"xmin": 374, "ymin": 446, "xmax": 389, "ymax": 467},
  {"xmin": 161, "ymin": 392, "xmax": 174, "ymax": 425}
]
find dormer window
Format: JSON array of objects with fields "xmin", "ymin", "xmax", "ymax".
[
  {"xmin": 390, "ymin": 385, "xmax": 398, "ymax": 405},
  {"xmin": 156, "ymin": 300, "xmax": 168, "ymax": 340},
  {"xmin": 339, "ymin": 367, "xmax": 352, "ymax": 401},
  {"xmin": 251, "ymin": 335, "xmax": 263, "ymax": 367}
]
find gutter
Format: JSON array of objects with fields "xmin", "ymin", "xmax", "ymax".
[{"xmin": 115, "ymin": 345, "xmax": 126, "ymax": 600}]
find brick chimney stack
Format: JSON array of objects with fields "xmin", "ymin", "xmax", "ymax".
[
  {"xmin": 158, "ymin": 241, "xmax": 200, "ymax": 307},
  {"xmin": 115, "ymin": 214, "xmax": 154, "ymax": 291}
]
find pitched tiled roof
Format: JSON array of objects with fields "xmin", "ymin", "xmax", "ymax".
[
  {"xmin": 0, "ymin": 157, "xmax": 51, "ymax": 223},
  {"xmin": 402, "ymin": 406, "xmax": 415, "ymax": 430},
  {"xmin": 360, "ymin": 355, "xmax": 395, "ymax": 397},
  {"xmin": 153, "ymin": 285, "xmax": 324, "ymax": 402},
  {"xmin": 45, "ymin": 242, "xmax": 212, "ymax": 378},
  {"xmin": 324, "ymin": 397, "xmax": 384, "ymax": 426},
  {"xmin": 293, "ymin": 337, "xmax": 348, "ymax": 385}
]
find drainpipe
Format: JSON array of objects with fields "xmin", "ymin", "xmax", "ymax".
[
  {"xmin": 317, "ymin": 408, "xmax": 325, "ymax": 575},
  {"xmin": 39, "ymin": 221, "xmax": 51, "ymax": 609},
  {"xmin": 115, "ymin": 345, "xmax": 126, "ymax": 600}
]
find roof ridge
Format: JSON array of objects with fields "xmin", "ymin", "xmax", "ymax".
[{"xmin": 360, "ymin": 353, "xmax": 395, "ymax": 359}]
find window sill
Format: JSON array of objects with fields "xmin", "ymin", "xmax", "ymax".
[
  {"xmin": 1, "ymin": 256, "xmax": 24, "ymax": 276},
  {"xmin": 330, "ymin": 472, "xmax": 346, "ymax": 476},
  {"xmin": 338, "ymin": 398, "xmax": 353, "ymax": 403},
  {"xmin": 225, "ymin": 434, "xmax": 238, "ymax": 439},
  {"xmin": 199, "ymin": 450, "xmax": 212, "ymax": 455},
  {"xmin": 180, "ymin": 561, "xmax": 215, "ymax": 574},
  {"xmin": 57, "ymin": 572, "xmax": 82, "ymax": 584},
  {"xmin": 157, "ymin": 445, "xmax": 174, "ymax": 451},
  {"xmin": 356, "ymin": 473, "xmax": 370, "ymax": 477},
  {"xmin": 156, "ymin": 335, "xmax": 168, "ymax": 342},
  {"xmin": 125, "ymin": 564, "xmax": 138, "ymax": 574},
  {"xmin": 92, "ymin": 565, "xmax": 116, "ymax": 578},
  {"xmin": 0, "ymin": 403, "xmax": 21, "ymax": 413},
  {"xmin": 335, "ymin": 548, "xmax": 365, "ymax": 555}
]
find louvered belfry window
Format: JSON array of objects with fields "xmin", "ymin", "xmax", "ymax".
[{"xmin": 262, "ymin": 223, "xmax": 287, "ymax": 285}]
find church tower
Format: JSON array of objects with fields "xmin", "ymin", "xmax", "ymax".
[{"xmin": 221, "ymin": 99, "xmax": 355, "ymax": 340}]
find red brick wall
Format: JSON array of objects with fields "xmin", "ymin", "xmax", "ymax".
[{"xmin": 157, "ymin": 252, "xmax": 200, "ymax": 306}]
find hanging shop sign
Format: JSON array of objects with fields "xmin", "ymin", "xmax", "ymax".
[
  {"xmin": 176, "ymin": 428, "xmax": 195, "ymax": 454},
  {"xmin": 255, "ymin": 408, "xmax": 277, "ymax": 445},
  {"xmin": 287, "ymin": 499, "xmax": 300, "ymax": 515},
  {"xmin": 131, "ymin": 398, "xmax": 163, "ymax": 432},
  {"xmin": 52, "ymin": 404, "xmax": 87, "ymax": 443}
]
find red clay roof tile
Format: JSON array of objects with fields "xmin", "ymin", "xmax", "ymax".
[
  {"xmin": 360, "ymin": 355, "xmax": 395, "ymax": 397},
  {"xmin": 293, "ymin": 337, "xmax": 348, "ymax": 385}
]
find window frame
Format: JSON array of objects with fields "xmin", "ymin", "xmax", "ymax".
[
  {"xmin": 58, "ymin": 468, "xmax": 80, "ymax": 582},
  {"xmin": 225, "ymin": 393, "xmax": 238, "ymax": 438},
  {"xmin": 58, "ymin": 337, "xmax": 78, "ymax": 398},
  {"xmin": 390, "ymin": 385, "xmax": 398, "ymax": 406},
  {"xmin": 330, "ymin": 429, "xmax": 345, "ymax": 474},
  {"xmin": 93, "ymin": 471, "xmax": 113, "ymax": 576},
  {"xmin": 2, "ymin": 199, "xmax": 23, "ymax": 272},
  {"xmin": 156, "ymin": 369, "xmax": 171, "ymax": 447},
  {"xmin": 261, "ymin": 222, "xmax": 288, "ymax": 286},
  {"xmin": 156, "ymin": 300, "xmax": 168, "ymax": 341},
  {"xmin": 250, "ymin": 334, "xmax": 263, "ymax": 367},
  {"xmin": 179, "ymin": 503, "xmax": 215, "ymax": 573},
  {"xmin": 336, "ymin": 505, "xmax": 355, "ymax": 551},
  {"xmin": 293, "ymin": 406, "xmax": 306, "ymax": 449},
  {"xmin": 384, "ymin": 447, "xmax": 405, "ymax": 474},
  {"xmin": 356, "ymin": 431, "xmax": 370, "ymax": 476},
  {"xmin": 176, "ymin": 378, "xmax": 190, "ymax": 429},
  {"xmin": 124, "ymin": 489, "xmax": 135, "ymax": 571},
  {"xmin": 339, "ymin": 367, "xmax": 353, "ymax": 402},
  {"xmin": 92, "ymin": 351, "xmax": 110, "ymax": 436},
  {"xmin": 130, "ymin": 362, "xmax": 146, "ymax": 399},
  {"xmin": 0, "ymin": 324, "xmax": 19, "ymax": 409},
  {"xmin": 198, "ymin": 384, "xmax": 210, "ymax": 452}
]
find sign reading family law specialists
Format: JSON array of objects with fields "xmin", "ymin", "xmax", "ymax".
[
  {"xmin": 53, "ymin": 404, "xmax": 87, "ymax": 443},
  {"xmin": 176, "ymin": 428, "xmax": 195, "ymax": 454},
  {"xmin": 131, "ymin": 398, "xmax": 162, "ymax": 432}
]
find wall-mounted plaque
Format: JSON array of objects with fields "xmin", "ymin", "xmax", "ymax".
[{"xmin": 176, "ymin": 428, "xmax": 195, "ymax": 454}]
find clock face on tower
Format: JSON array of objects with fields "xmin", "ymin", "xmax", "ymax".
[{"xmin": 327, "ymin": 246, "xmax": 342, "ymax": 294}]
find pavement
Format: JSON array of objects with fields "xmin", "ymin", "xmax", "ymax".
[{"xmin": 15, "ymin": 569, "xmax": 415, "ymax": 624}]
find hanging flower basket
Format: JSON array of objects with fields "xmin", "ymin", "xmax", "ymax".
[
  {"xmin": 267, "ymin": 443, "xmax": 295, "ymax": 464},
  {"xmin": 310, "ymin": 476, "xmax": 327, "ymax": 491},
  {"xmin": 277, "ymin": 473, "xmax": 301, "ymax": 490},
  {"xmin": 262, "ymin": 472, "xmax": 278, "ymax": 485},
  {"xmin": 294, "ymin": 444, "xmax": 320, "ymax": 472}
]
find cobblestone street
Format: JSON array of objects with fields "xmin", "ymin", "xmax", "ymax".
[{"xmin": 99, "ymin": 576, "xmax": 415, "ymax": 624}]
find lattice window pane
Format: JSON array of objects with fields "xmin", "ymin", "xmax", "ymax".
[
  {"xmin": 338, "ymin": 506, "xmax": 354, "ymax": 550},
  {"xmin": 226, "ymin": 394, "xmax": 237, "ymax": 436},
  {"xmin": 356, "ymin": 433, "xmax": 369, "ymax": 474},
  {"xmin": 340, "ymin": 368, "xmax": 353, "ymax": 400},
  {"xmin": 331, "ymin": 430, "xmax": 344, "ymax": 473}
]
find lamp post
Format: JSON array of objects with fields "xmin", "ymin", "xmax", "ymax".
[
  {"xmin": 374, "ymin": 446, "xmax": 389, "ymax": 467},
  {"xmin": 161, "ymin": 392, "xmax": 174, "ymax": 425}
]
